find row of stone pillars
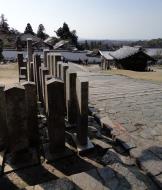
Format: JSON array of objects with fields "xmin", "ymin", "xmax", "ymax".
[
  {"xmin": 40, "ymin": 51, "xmax": 93, "ymax": 159},
  {"xmin": 1, "ymin": 38, "xmax": 94, "ymax": 164}
]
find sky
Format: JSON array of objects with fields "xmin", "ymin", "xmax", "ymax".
[{"xmin": 0, "ymin": 0, "xmax": 162, "ymax": 40}]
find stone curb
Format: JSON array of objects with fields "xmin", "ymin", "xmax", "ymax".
[{"xmin": 88, "ymin": 105, "xmax": 162, "ymax": 189}]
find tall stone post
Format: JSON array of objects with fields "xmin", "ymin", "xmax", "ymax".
[
  {"xmin": 17, "ymin": 53, "xmax": 23, "ymax": 76},
  {"xmin": 0, "ymin": 85, "xmax": 7, "ymax": 149},
  {"xmin": 72, "ymin": 77, "xmax": 94, "ymax": 152},
  {"xmin": 43, "ymin": 49, "xmax": 49, "ymax": 67},
  {"xmin": 57, "ymin": 61, "xmax": 62, "ymax": 79},
  {"xmin": 45, "ymin": 75, "xmax": 53, "ymax": 114},
  {"xmin": 22, "ymin": 82, "xmax": 39, "ymax": 147},
  {"xmin": 76, "ymin": 77, "xmax": 89, "ymax": 145},
  {"xmin": 27, "ymin": 38, "xmax": 33, "ymax": 81},
  {"xmin": 5, "ymin": 84, "xmax": 29, "ymax": 153},
  {"xmin": 54, "ymin": 54, "xmax": 61, "ymax": 77},
  {"xmin": 46, "ymin": 79, "xmax": 65, "ymax": 153},
  {"xmin": 66, "ymin": 69, "xmax": 77, "ymax": 125},
  {"xmin": 47, "ymin": 53, "xmax": 52, "ymax": 75},
  {"xmin": 50, "ymin": 53, "xmax": 54, "ymax": 75},
  {"xmin": 33, "ymin": 54, "xmax": 41, "ymax": 101},
  {"xmin": 60, "ymin": 63, "xmax": 69, "ymax": 109}
]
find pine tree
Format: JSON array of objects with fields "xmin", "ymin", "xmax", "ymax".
[
  {"xmin": 0, "ymin": 14, "xmax": 9, "ymax": 32},
  {"xmin": 55, "ymin": 22, "xmax": 78, "ymax": 46},
  {"xmin": 37, "ymin": 24, "xmax": 47, "ymax": 40},
  {"xmin": 24, "ymin": 23, "xmax": 34, "ymax": 35}
]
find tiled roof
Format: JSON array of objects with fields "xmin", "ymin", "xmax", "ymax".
[
  {"xmin": 110, "ymin": 46, "xmax": 140, "ymax": 60},
  {"xmin": 99, "ymin": 50, "xmax": 114, "ymax": 60},
  {"xmin": 54, "ymin": 40, "xmax": 69, "ymax": 49}
]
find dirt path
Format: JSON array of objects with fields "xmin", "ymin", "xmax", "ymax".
[{"xmin": 0, "ymin": 63, "xmax": 19, "ymax": 85}]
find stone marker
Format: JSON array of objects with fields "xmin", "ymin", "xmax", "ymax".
[
  {"xmin": 57, "ymin": 61, "xmax": 62, "ymax": 79},
  {"xmin": 47, "ymin": 53, "xmax": 52, "ymax": 75},
  {"xmin": 45, "ymin": 75, "xmax": 53, "ymax": 113},
  {"xmin": 50, "ymin": 53, "xmax": 54, "ymax": 75},
  {"xmin": 46, "ymin": 79, "xmax": 65, "ymax": 153},
  {"xmin": 66, "ymin": 69, "xmax": 77, "ymax": 125},
  {"xmin": 22, "ymin": 82, "xmax": 39, "ymax": 147},
  {"xmin": 40, "ymin": 67, "xmax": 49, "ymax": 100},
  {"xmin": 43, "ymin": 49, "xmax": 49, "ymax": 67},
  {"xmin": 61, "ymin": 63, "xmax": 69, "ymax": 111},
  {"xmin": 27, "ymin": 38, "xmax": 33, "ymax": 81},
  {"xmin": 54, "ymin": 53, "xmax": 61, "ymax": 77},
  {"xmin": 17, "ymin": 53, "xmax": 23, "ymax": 75},
  {"xmin": 61, "ymin": 63, "xmax": 69, "ymax": 81},
  {"xmin": 30, "ymin": 62, "xmax": 34, "ymax": 82},
  {"xmin": 0, "ymin": 84, "xmax": 7, "ymax": 149},
  {"xmin": 5, "ymin": 84, "xmax": 29, "ymax": 152},
  {"xmin": 72, "ymin": 77, "xmax": 94, "ymax": 152},
  {"xmin": 33, "ymin": 54, "xmax": 41, "ymax": 101},
  {"xmin": 76, "ymin": 77, "xmax": 89, "ymax": 145}
]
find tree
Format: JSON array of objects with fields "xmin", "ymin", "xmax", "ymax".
[
  {"xmin": 0, "ymin": 39, "xmax": 4, "ymax": 61},
  {"xmin": 0, "ymin": 14, "xmax": 9, "ymax": 32},
  {"xmin": 24, "ymin": 23, "xmax": 34, "ymax": 35},
  {"xmin": 37, "ymin": 24, "xmax": 47, "ymax": 40},
  {"xmin": 9, "ymin": 28, "xmax": 20, "ymax": 35},
  {"xmin": 55, "ymin": 22, "xmax": 78, "ymax": 46}
]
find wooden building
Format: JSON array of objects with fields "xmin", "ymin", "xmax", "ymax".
[
  {"xmin": 110, "ymin": 46, "xmax": 156, "ymax": 71},
  {"xmin": 99, "ymin": 50, "xmax": 114, "ymax": 70}
]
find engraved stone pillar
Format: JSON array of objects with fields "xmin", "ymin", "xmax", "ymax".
[
  {"xmin": 27, "ymin": 38, "xmax": 33, "ymax": 81},
  {"xmin": 46, "ymin": 79, "xmax": 65, "ymax": 153},
  {"xmin": 76, "ymin": 77, "xmax": 89, "ymax": 145},
  {"xmin": 66, "ymin": 69, "xmax": 77, "ymax": 125},
  {"xmin": 5, "ymin": 84, "xmax": 29, "ymax": 152},
  {"xmin": 43, "ymin": 49, "xmax": 49, "ymax": 67},
  {"xmin": 22, "ymin": 82, "xmax": 39, "ymax": 147}
]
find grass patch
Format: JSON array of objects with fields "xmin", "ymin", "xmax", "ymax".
[{"xmin": 105, "ymin": 67, "xmax": 162, "ymax": 82}]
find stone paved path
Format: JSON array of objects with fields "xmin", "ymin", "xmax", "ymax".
[{"xmin": 69, "ymin": 63, "xmax": 162, "ymax": 187}]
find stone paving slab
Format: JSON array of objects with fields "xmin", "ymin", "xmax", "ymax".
[
  {"xmin": 23, "ymin": 164, "xmax": 159, "ymax": 190},
  {"xmin": 84, "ymin": 70, "xmax": 162, "ymax": 188},
  {"xmin": 69, "ymin": 64, "xmax": 162, "ymax": 179}
]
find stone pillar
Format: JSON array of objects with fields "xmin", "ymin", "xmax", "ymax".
[
  {"xmin": 17, "ymin": 53, "xmax": 23, "ymax": 75},
  {"xmin": 22, "ymin": 82, "xmax": 39, "ymax": 147},
  {"xmin": 61, "ymin": 63, "xmax": 69, "ymax": 111},
  {"xmin": 30, "ymin": 62, "xmax": 34, "ymax": 82},
  {"xmin": 45, "ymin": 75, "xmax": 53, "ymax": 114},
  {"xmin": 0, "ymin": 85, "xmax": 7, "ymax": 149},
  {"xmin": 33, "ymin": 54, "xmax": 41, "ymax": 101},
  {"xmin": 54, "ymin": 54, "xmax": 61, "ymax": 77},
  {"xmin": 40, "ymin": 67, "xmax": 49, "ymax": 100},
  {"xmin": 50, "ymin": 53, "xmax": 54, "ymax": 76},
  {"xmin": 76, "ymin": 77, "xmax": 89, "ymax": 145},
  {"xmin": 66, "ymin": 69, "xmax": 77, "ymax": 125},
  {"xmin": 46, "ymin": 79, "xmax": 65, "ymax": 153},
  {"xmin": 27, "ymin": 38, "xmax": 33, "ymax": 81},
  {"xmin": 47, "ymin": 53, "xmax": 52, "ymax": 75},
  {"xmin": 5, "ymin": 84, "xmax": 29, "ymax": 152},
  {"xmin": 61, "ymin": 63, "xmax": 69, "ymax": 81},
  {"xmin": 43, "ymin": 49, "xmax": 49, "ymax": 67},
  {"xmin": 57, "ymin": 61, "xmax": 62, "ymax": 79}
]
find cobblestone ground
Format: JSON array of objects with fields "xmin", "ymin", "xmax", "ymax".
[{"xmin": 70, "ymin": 63, "xmax": 162, "ymax": 187}]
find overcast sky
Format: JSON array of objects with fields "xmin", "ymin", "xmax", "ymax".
[{"xmin": 0, "ymin": 0, "xmax": 162, "ymax": 40}]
